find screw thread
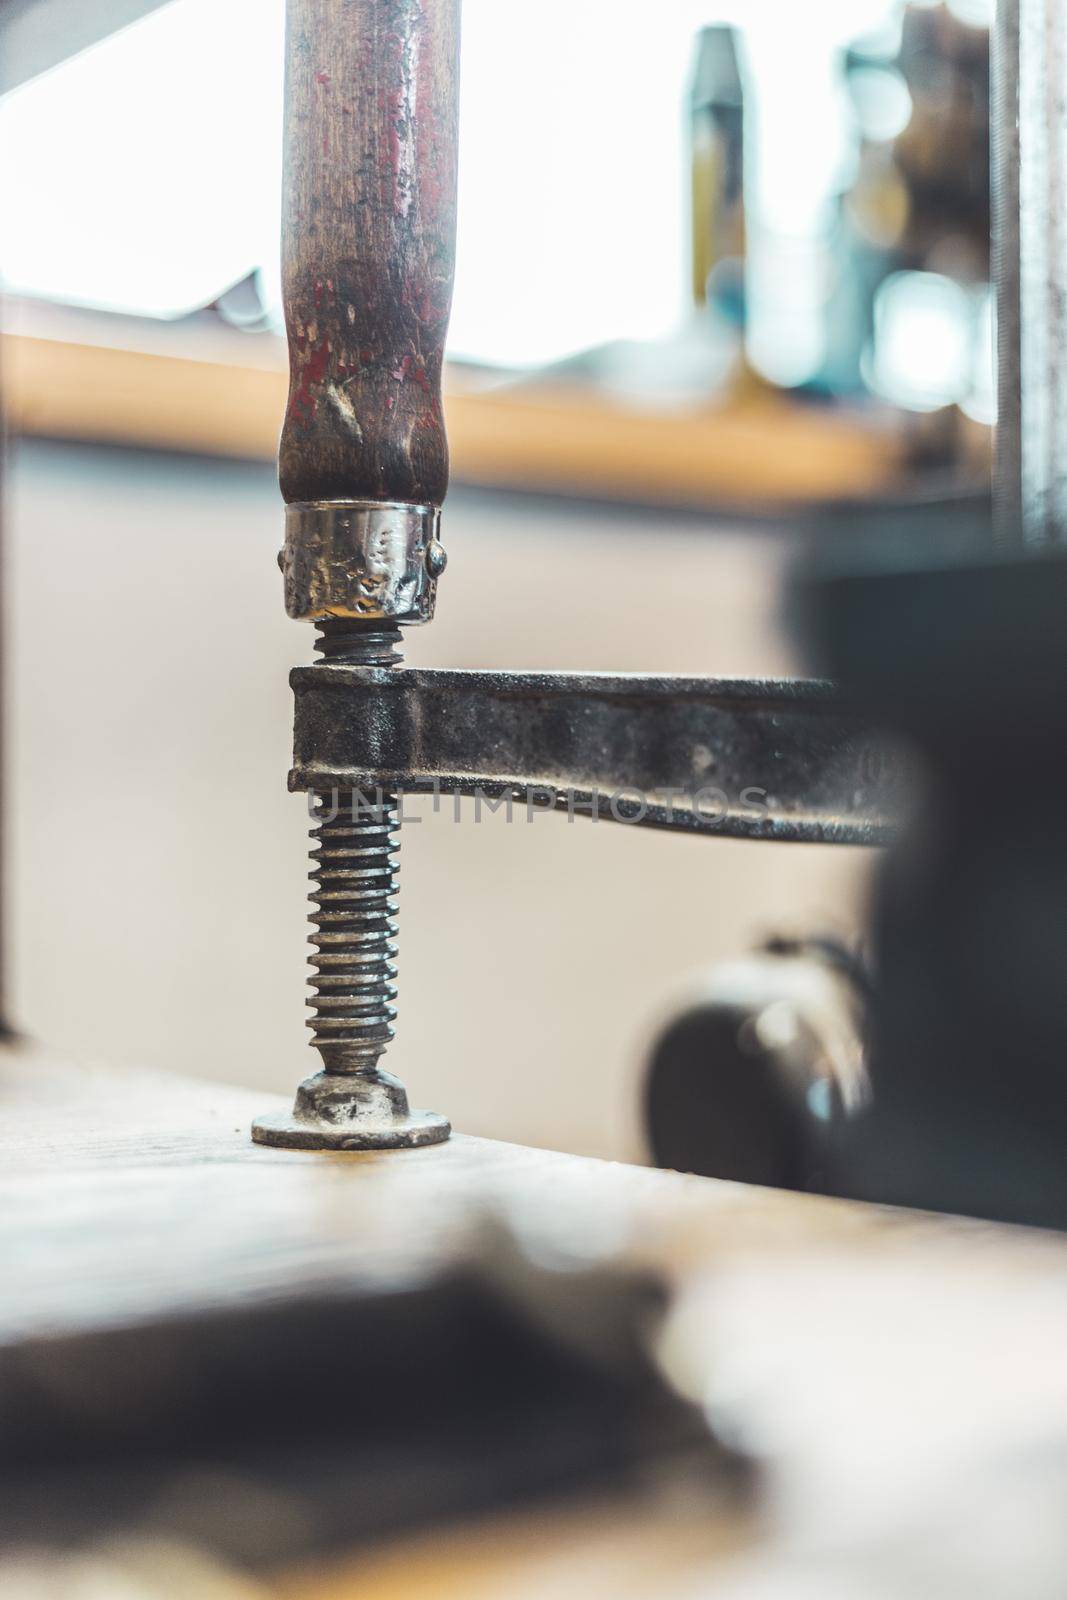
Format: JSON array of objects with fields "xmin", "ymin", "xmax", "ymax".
[
  {"xmin": 308, "ymin": 624, "xmax": 403, "ymax": 1075},
  {"xmin": 314, "ymin": 620, "xmax": 403, "ymax": 666}
]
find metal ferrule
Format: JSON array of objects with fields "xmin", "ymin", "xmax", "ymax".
[{"xmin": 282, "ymin": 501, "xmax": 447, "ymax": 624}]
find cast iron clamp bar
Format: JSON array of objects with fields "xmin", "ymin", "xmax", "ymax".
[{"xmin": 290, "ymin": 667, "xmax": 898, "ymax": 846}]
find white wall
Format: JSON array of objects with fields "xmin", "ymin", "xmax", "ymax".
[{"xmin": 7, "ymin": 441, "xmax": 873, "ymax": 1160}]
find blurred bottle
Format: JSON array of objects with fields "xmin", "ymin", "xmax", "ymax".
[
  {"xmin": 869, "ymin": 3, "xmax": 991, "ymax": 466},
  {"xmin": 690, "ymin": 26, "xmax": 745, "ymax": 327},
  {"xmin": 740, "ymin": 0, "xmax": 990, "ymax": 439},
  {"xmin": 891, "ymin": 1, "xmax": 989, "ymax": 280},
  {"xmin": 819, "ymin": 45, "xmax": 915, "ymax": 398}
]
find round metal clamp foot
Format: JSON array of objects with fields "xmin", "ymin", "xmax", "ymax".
[
  {"xmin": 251, "ymin": 1107, "xmax": 451, "ymax": 1150},
  {"xmin": 251, "ymin": 1069, "xmax": 451, "ymax": 1152}
]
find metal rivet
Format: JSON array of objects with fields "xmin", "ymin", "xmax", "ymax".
[{"xmin": 425, "ymin": 539, "xmax": 448, "ymax": 578}]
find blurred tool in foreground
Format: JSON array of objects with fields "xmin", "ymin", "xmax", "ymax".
[{"xmin": 0, "ymin": 1212, "xmax": 748, "ymax": 1574}]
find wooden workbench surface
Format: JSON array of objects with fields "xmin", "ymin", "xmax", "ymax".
[{"xmin": 5, "ymin": 1044, "xmax": 1067, "ymax": 1598}]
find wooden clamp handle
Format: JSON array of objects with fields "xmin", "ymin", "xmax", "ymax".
[{"xmin": 279, "ymin": 0, "xmax": 461, "ymax": 509}]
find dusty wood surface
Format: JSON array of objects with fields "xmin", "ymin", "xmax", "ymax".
[
  {"xmin": 0, "ymin": 1043, "xmax": 856, "ymax": 1343},
  {"xmin": 2, "ymin": 1040, "xmax": 1064, "ymax": 1341},
  {"xmin": 5, "ymin": 1046, "xmax": 1067, "ymax": 1597},
  {"xmin": 278, "ymin": 0, "xmax": 460, "ymax": 507}
]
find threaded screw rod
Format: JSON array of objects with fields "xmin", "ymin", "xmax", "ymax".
[
  {"xmin": 253, "ymin": 618, "xmax": 450, "ymax": 1147},
  {"xmin": 309, "ymin": 624, "xmax": 401, "ymax": 1078},
  {"xmin": 308, "ymin": 793, "xmax": 399, "ymax": 1074}
]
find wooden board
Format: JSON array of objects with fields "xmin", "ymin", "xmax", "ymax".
[
  {"xmin": 5, "ymin": 1044, "xmax": 1067, "ymax": 1598},
  {"xmin": 1, "ymin": 320, "xmax": 908, "ymax": 510}
]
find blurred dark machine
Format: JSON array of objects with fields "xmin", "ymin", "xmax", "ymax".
[{"xmin": 649, "ymin": 0, "xmax": 1067, "ymax": 1231}]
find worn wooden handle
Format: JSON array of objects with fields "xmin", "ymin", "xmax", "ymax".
[{"xmin": 279, "ymin": 0, "xmax": 461, "ymax": 508}]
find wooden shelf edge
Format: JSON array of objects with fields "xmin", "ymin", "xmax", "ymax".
[{"xmin": 2, "ymin": 330, "xmax": 907, "ymax": 509}]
